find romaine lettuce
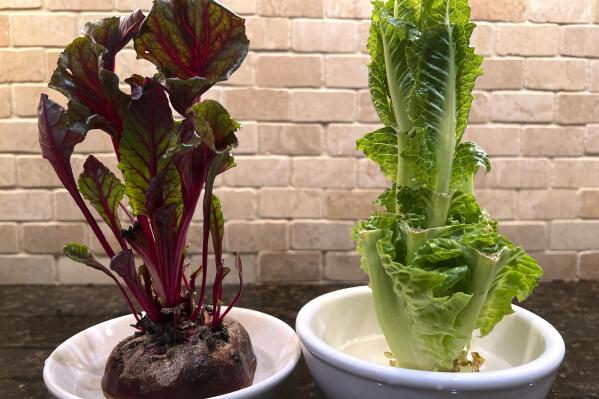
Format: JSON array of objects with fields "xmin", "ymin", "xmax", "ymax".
[{"xmin": 354, "ymin": 0, "xmax": 543, "ymax": 371}]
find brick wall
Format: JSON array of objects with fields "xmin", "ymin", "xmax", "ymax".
[{"xmin": 0, "ymin": 0, "xmax": 598, "ymax": 284}]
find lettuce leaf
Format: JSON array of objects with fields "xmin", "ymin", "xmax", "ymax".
[{"xmin": 355, "ymin": 0, "xmax": 543, "ymax": 371}]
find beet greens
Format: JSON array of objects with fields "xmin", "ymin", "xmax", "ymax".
[{"xmin": 37, "ymin": 0, "xmax": 249, "ymax": 331}]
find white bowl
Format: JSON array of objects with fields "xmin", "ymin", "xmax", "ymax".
[
  {"xmin": 296, "ymin": 286, "xmax": 565, "ymax": 399},
  {"xmin": 44, "ymin": 307, "xmax": 301, "ymax": 399}
]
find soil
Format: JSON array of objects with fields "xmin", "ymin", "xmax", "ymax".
[{"xmin": 101, "ymin": 317, "xmax": 257, "ymax": 399}]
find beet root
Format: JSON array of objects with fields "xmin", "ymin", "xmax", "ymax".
[{"xmin": 101, "ymin": 318, "xmax": 257, "ymax": 399}]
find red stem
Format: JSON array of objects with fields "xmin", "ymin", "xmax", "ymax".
[
  {"xmin": 108, "ymin": 273, "xmax": 141, "ymax": 322},
  {"xmin": 67, "ymin": 184, "xmax": 115, "ymax": 258}
]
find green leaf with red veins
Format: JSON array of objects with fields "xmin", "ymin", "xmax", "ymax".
[
  {"xmin": 190, "ymin": 100, "xmax": 239, "ymax": 153},
  {"xmin": 63, "ymin": 242, "xmax": 106, "ymax": 271},
  {"xmin": 78, "ymin": 155, "xmax": 125, "ymax": 234},
  {"xmin": 209, "ymin": 194, "xmax": 224, "ymax": 253},
  {"xmin": 82, "ymin": 9, "xmax": 146, "ymax": 71},
  {"xmin": 37, "ymin": 94, "xmax": 85, "ymax": 187},
  {"xmin": 118, "ymin": 79, "xmax": 181, "ymax": 216},
  {"xmin": 134, "ymin": 0, "xmax": 249, "ymax": 114},
  {"xmin": 49, "ymin": 36, "xmax": 129, "ymax": 141}
]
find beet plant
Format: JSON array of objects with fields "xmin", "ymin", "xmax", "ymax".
[
  {"xmin": 37, "ymin": 1, "xmax": 256, "ymax": 397},
  {"xmin": 353, "ymin": 0, "xmax": 544, "ymax": 372}
]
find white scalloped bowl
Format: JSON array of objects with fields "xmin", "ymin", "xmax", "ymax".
[
  {"xmin": 43, "ymin": 308, "xmax": 301, "ymax": 399},
  {"xmin": 296, "ymin": 286, "xmax": 565, "ymax": 399}
]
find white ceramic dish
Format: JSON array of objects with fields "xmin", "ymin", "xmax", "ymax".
[
  {"xmin": 44, "ymin": 308, "xmax": 301, "ymax": 399},
  {"xmin": 296, "ymin": 286, "xmax": 565, "ymax": 399}
]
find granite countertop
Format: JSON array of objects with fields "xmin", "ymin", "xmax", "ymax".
[{"xmin": 0, "ymin": 282, "xmax": 597, "ymax": 399}]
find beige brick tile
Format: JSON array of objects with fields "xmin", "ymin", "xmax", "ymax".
[
  {"xmin": 258, "ymin": 124, "xmax": 322, "ymax": 155},
  {"xmin": 524, "ymin": 59, "xmax": 587, "ymax": 91},
  {"xmin": 115, "ymin": 0, "xmax": 152, "ymax": 11},
  {"xmin": 259, "ymin": 188, "xmax": 323, "ymax": 218},
  {"xmin": 0, "ymin": 155, "xmax": 15, "ymax": 187},
  {"xmin": 0, "ymin": 190, "xmax": 52, "ymax": 221},
  {"xmin": 219, "ymin": 0, "xmax": 256, "ymax": 14},
  {"xmin": 224, "ymin": 53, "xmax": 254, "ymax": 87},
  {"xmin": 0, "ymin": 50, "xmax": 45, "ymax": 82},
  {"xmin": 530, "ymin": 251, "xmax": 578, "ymax": 281},
  {"xmin": 579, "ymin": 251, "xmax": 599, "ymax": 280},
  {"xmin": 557, "ymin": 94, "xmax": 599, "ymax": 124},
  {"xmin": 258, "ymin": 251, "xmax": 322, "ymax": 282},
  {"xmin": 224, "ymin": 156, "xmax": 290, "ymax": 187},
  {"xmin": 292, "ymin": 157, "xmax": 356, "ymax": 188},
  {"xmin": 477, "ymin": 159, "xmax": 551, "ymax": 189},
  {"xmin": 527, "ymin": 0, "xmax": 592, "ymax": 23},
  {"xmin": 325, "ymin": 55, "xmax": 369, "ymax": 88},
  {"xmin": 358, "ymin": 90, "xmax": 379, "ymax": 123},
  {"xmin": 357, "ymin": 20, "xmax": 370, "ymax": 54},
  {"xmin": 212, "ymin": 188, "xmax": 257, "ymax": 220},
  {"xmin": 292, "ymin": 20, "xmax": 358, "ymax": 53},
  {"xmin": 470, "ymin": 0, "xmax": 526, "ymax": 21},
  {"xmin": 463, "ymin": 126, "xmax": 521, "ymax": 156},
  {"xmin": 11, "ymin": 14, "xmax": 75, "ymax": 47},
  {"xmin": 496, "ymin": 25, "xmax": 559, "ymax": 56},
  {"xmin": 327, "ymin": 124, "xmax": 378, "ymax": 157},
  {"xmin": 73, "ymin": 130, "xmax": 115, "ymax": 154},
  {"xmin": 357, "ymin": 158, "xmax": 387, "ymax": 188},
  {"xmin": 490, "ymin": 93, "xmax": 554, "ymax": 123},
  {"xmin": 476, "ymin": 189, "xmax": 517, "ymax": 220},
  {"xmin": 46, "ymin": 49, "xmax": 60, "ymax": 80},
  {"xmin": 585, "ymin": 125, "xmax": 599, "ymax": 154},
  {"xmin": 324, "ymin": 252, "xmax": 367, "ymax": 282},
  {"xmin": 85, "ymin": 222, "xmax": 123, "ymax": 254},
  {"xmin": 187, "ymin": 223, "xmax": 212, "ymax": 254},
  {"xmin": 291, "ymin": 90, "xmax": 356, "ymax": 122},
  {"xmin": 0, "ymin": 15, "xmax": 8, "ymax": 47},
  {"xmin": 0, "ymin": 86, "xmax": 10, "ymax": 117},
  {"xmin": 0, "ymin": 223, "xmax": 18, "ymax": 253},
  {"xmin": 225, "ymin": 88, "xmax": 291, "ymax": 121},
  {"xmin": 255, "ymin": 54, "xmax": 322, "ymax": 88},
  {"xmin": 47, "ymin": 0, "xmax": 112, "ymax": 10},
  {"xmin": 325, "ymin": 189, "xmax": 378, "ymax": 219},
  {"xmin": 0, "ymin": 121, "xmax": 41, "ymax": 153},
  {"xmin": 291, "ymin": 221, "xmax": 354, "ymax": 250},
  {"xmin": 476, "ymin": 59, "xmax": 523, "ymax": 90},
  {"xmin": 499, "ymin": 221, "xmax": 547, "ymax": 251},
  {"xmin": 469, "ymin": 92, "xmax": 489, "ymax": 123},
  {"xmin": 13, "ymin": 85, "xmax": 66, "ymax": 117},
  {"xmin": 561, "ymin": 26, "xmax": 599, "ymax": 57},
  {"xmin": 471, "ymin": 24, "xmax": 494, "ymax": 56},
  {"xmin": 234, "ymin": 122, "xmax": 259, "ymax": 155},
  {"xmin": 22, "ymin": 223, "xmax": 85, "ymax": 254},
  {"xmin": 57, "ymin": 256, "xmax": 113, "ymax": 284},
  {"xmin": 0, "ymin": 0, "xmax": 41, "ymax": 9},
  {"xmin": 54, "ymin": 190, "xmax": 84, "ymax": 221},
  {"xmin": 115, "ymin": 50, "xmax": 158, "ymax": 81},
  {"xmin": 246, "ymin": 17, "xmax": 290, "ymax": 50},
  {"xmin": 550, "ymin": 221, "xmax": 599, "ymax": 250},
  {"xmin": 521, "ymin": 127, "xmax": 584, "ymax": 156},
  {"xmin": 552, "ymin": 159, "xmax": 599, "ymax": 188},
  {"xmin": 0, "ymin": 255, "xmax": 55, "ymax": 284},
  {"xmin": 225, "ymin": 220, "xmax": 288, "ymax": 252},
  {"xmin": 580, "ymin": 189, "xmax": 599, "ymax": 219},
  {"xmin": 517, "ymin": 190, "xmax": 579, "ymax": 220},
  {"xmin": 590, "ymin": 61, "xmax": 599, "ymax": 92},
  {"xmin": 17, "ymin": 156, "xmax": 62, "ymax": 188},
  {"xmin": 257, "ymin": 0, "xmax": 322, "ymax": 17},
  {"xmin": 325, "ymin": 0, "xmax": 370, "ymax": 19}
]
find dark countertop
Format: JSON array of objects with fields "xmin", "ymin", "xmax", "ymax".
[{"xmin": 0, "ymin": 282, "xmax": 597, "ymax": 399}]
